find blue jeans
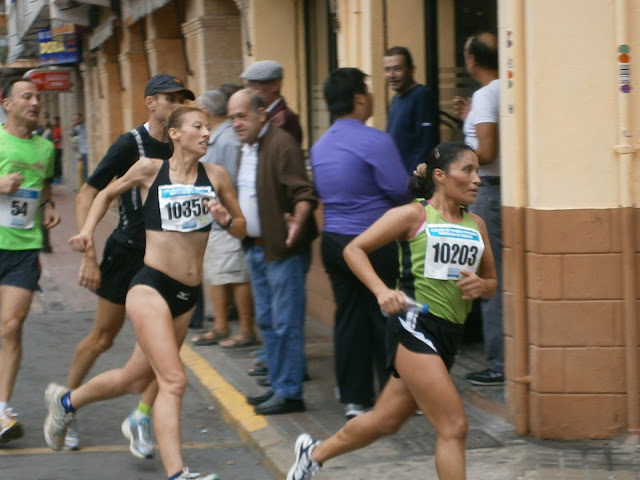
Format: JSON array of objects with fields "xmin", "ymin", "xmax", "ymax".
[
  {"xmin": 468, "ymin": 183, "xmax": 503, "ymax": 374},
  {"xmin": 245, "ymin": 246, "xmax": 311, "ymax": 399}
]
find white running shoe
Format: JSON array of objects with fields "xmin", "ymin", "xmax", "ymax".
[
  {"xmin": 286, "ymin": 433, "xmax": 321, "ymax": 480},
  {"xmin": 121, "ymin": 412, "xmax": 155, "ymax": 459},
  {"xmin": 0, "ymin": 407, "xmax": 24, "ymax": 443},
  {"xmin": 344, "ymin": 403, "xmax": 368, "ymax": 420},
  {"xmin": 63, "ymin": 413, "xmax": 80, "ymax": 450},
  {"xmin": 43, "ymin": 383, "xmax": 73, "ymax": 451},
  {"xmin": 177, "ymin": 467, "xmax": 220, "ymax": 479}
]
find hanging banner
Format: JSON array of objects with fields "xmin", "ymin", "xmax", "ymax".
[{"xmin": 38, "ymin": 29, "xmax": 80, "ymax": 65}]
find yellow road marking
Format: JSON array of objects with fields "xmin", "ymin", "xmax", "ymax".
[
  {"xmin": 180, "ymin": 344, "xmax": 268, "ymax": 432},
  {"xmin": 0, "ymin": 441, "xmax": 238, "ymax": 456}
]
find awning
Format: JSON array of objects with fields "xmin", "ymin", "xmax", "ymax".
[
  {"xmin": 50, "ymin": 1, "xmax": 91, "ymax": 28},
  {"xmin": 88, "ymin": 14, "xmax": 115, "ymax": 51},
  {"xmin": 121, "ymin": 0, "xmax": 172, "ymax": 27},
  {"xmin": 62, "ymin": 0, "xmax": 111, "ymax": 6},
  {"xmin": 6, "ymin": 0, "xmax": 49, "ymax": 63}
]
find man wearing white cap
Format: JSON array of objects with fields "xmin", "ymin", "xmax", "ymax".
[{"xmin": 241, "ymin": 60, "xmax": 303, "ymax": 145}]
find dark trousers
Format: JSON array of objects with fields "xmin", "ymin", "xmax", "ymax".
[
  {"xmin": 54, "ymin": 149, "xmax": 63, "ymax": 179},
  {"xmin": 188, "ymin": 285, "xmax": 204, "ymax": 328},
  {"xmin": 321, "ymin": 231, "xmax": 398, "ymax": 405}
]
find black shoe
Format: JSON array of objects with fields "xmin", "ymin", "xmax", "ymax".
[
  {"xmin": 246, "ymin": 389, "xmax": 274, "ymax": 406},
  {"xmin": 248, "ymin": 365, "xmax": 268, "ymax": 377},
  {"xmin": 254, "ymin": 394, "xmax": 305, "ymax": 415},
  {"xmin": 256, "ymin": 377, "xmax": 271, "ymax": 387},
  {"xmin": 465, "ymin": 368, "xmax": 504, "ymax": 386}
]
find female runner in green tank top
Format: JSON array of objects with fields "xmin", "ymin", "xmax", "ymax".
[{"xmin": 287, "ymin": 142, "xmax": 497, "ymax": 480}]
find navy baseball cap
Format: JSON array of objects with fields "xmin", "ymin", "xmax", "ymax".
[{"xmin": 144, "ymin": 74, "xmax": 195, "ymax": 100}]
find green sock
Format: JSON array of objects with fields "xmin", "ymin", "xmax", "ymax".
[{"xmin": 134, "ymin": 402, "xmax": 152, "ymax": 419}]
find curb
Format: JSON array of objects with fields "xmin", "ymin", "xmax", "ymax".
[{"xmin": 181, "ymin": 344, "xmax": 290, "ymax": 479}]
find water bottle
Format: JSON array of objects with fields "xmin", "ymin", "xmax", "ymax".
[
  {"xmin": 381, "ymin": 296, "xmax": 429, "ymax": 317},
  {"xmin": 406, "ymin": 297, "xmax": 429, "ymax": 315}
]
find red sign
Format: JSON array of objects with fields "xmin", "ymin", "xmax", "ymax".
[{"xmin": 27, "ymin": 70, "xmax": 72, "ymax": 91}]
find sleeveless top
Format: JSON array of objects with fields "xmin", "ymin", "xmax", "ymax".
[
  {"xmin": 397, "ymin": 200, "xmax": 485, "ymax": 325},
  {"xmin": 143, "ymin": 160, "xmax": 216, "ymax": 233}
]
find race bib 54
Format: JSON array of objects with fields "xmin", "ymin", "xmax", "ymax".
[{"xmin": 0, "ymin": 187, "xmax": 40, "ymax": 229}]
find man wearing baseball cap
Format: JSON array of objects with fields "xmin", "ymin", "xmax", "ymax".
[
  {"xmin": 144, "ymin": 73, "xmax": 196, "ymax": 100},
  {"xmin": 60, "ymin": 74, "xmax": 193, "ymax": 456},
  {"xmin": 241, "ymin": 60, "xmax": 303, "ymax": 144}
]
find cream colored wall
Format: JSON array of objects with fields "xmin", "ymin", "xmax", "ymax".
[
  {"xmin": 385, "ymin": 0, "xmax": 426, "ymax": 84},
  {"xmin": 246, "ymin": 0, "xmax": 305, "ymax": 126},
  {"xmin": 501, "ymin": 0, "xmax": 640, "ymax": 210},
  {"xmin": 335, "ymin": 0, "xmax": 386, "ymax": 129}
]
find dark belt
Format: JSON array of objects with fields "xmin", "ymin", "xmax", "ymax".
[
  {"xmin": 481, "ymin": 176, "xmax": 500, "ymax": 187},
  {"xmin": 242, "ymin": 236, "xmax": 263, "ymax": 250}
]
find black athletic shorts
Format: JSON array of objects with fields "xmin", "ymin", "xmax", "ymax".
[
  {"xmin": 129, "ymin": 265, "xmax": 200, "ymax": 318},
  {"xmin": 0, "ymin": 249, "xmax": 41, "ymax": 291},
  {"xmin": 96, "ymin": 235, "xmax": 145, "ymax": 305},
  {"xmin": 386, "ymin": 311, "xmax": 465, "ymax": 376}
]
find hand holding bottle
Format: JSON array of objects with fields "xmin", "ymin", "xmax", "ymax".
[{"xmin": 379, "ymin": 289, "xmax": 429, "ymax": 317}]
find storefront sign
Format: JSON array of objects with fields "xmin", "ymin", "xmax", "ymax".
[
  {"xmin": 26, "ymin": 70, "xmax": 72, "ymax": 91},
  {"xmin": 38, "ymin": 29, "xmax": 80, "ymax": 65}
]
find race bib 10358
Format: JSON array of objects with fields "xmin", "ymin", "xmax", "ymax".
[{"xmin": 158, "ymin": 184, "xmax": 214, "ymax": 232}]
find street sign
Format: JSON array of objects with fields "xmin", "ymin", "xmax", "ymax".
[{"xmin": 26, "ymin": 70, "xmax": 72, "ymax": 91}]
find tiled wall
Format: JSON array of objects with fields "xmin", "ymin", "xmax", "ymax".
[{"xmin": 504, "ymin": 206, "xmax": 639, "ymax": 438}]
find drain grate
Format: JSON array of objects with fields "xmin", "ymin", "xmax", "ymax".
[
  {"xmin": 466, "ymin": 428, "xmax": 503, "ymax": 449},
  {"xmin": 394, "ymin": 429, "xmax": 501, "ymax": 456}
]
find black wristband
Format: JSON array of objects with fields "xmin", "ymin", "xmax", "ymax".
[
  {"xmin": 40, "ymin": 199, "xmax": 55, "ymax": 208},
  {"xmin": 219, "ymin": 216, "xmax": 233, "ymax": 230}
]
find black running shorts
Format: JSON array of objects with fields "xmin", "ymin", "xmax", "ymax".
[
  {"xmin": 96, "ymin": 235, "xmax": 145, "ymax": 305},
  {"xmin": 0, "ymin": 249, "xmax": 41, "ymax": 291},
  {"xmin": 386, "ymin": 311, "xmax": 465, "ymax": 376}
]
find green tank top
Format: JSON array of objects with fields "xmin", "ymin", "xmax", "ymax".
[{"xmin": 397, "ymin": 200, "xmax": 485, "ymax": 325}]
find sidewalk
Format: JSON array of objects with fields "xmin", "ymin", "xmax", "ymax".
[{"xmin": 41, "ymin": 184, "xmax": 640, "ymax": 479}]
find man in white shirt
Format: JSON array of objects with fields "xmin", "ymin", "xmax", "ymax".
[{"xmin": 456, "ymin": 32, "xmax": 504, "ymax": 386}]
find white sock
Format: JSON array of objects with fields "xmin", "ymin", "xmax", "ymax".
[
  {"xmin": 132, "ymin": 409, "xmax": 149, "ymax": 421},
  {"xmin": 0, "ymin": 402, "xmax": 8, "ymax": 412}
]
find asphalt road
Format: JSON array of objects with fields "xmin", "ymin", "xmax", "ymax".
[{"xmin": 1, "ymin": 310, "xmax": 275, "ymax": 480}]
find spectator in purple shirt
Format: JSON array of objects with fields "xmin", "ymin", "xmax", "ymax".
[{"xmin": 311, "ymin": 68, "xmax": 412, "ymax": 420}]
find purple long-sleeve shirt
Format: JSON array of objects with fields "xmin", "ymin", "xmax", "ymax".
[{"xmin": 311, "ymin": 118, "xmax": 412, "ymax": 235}]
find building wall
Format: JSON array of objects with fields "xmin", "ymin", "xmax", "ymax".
[
  {"xmin": 245, "ymin": 0, "xmax": 306, "ymax": 143},
  {"xmin": 84, "ymin": 0, "xmax": 242, "ymax": 173},
  {"xmin": 500, "ymin": 0, "xmax": 640, "ymax": 438}
]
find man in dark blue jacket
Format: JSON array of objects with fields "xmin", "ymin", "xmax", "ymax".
[{"xmin": 384, "ymin": 46, "xmax": 438, "ymax": 174}]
